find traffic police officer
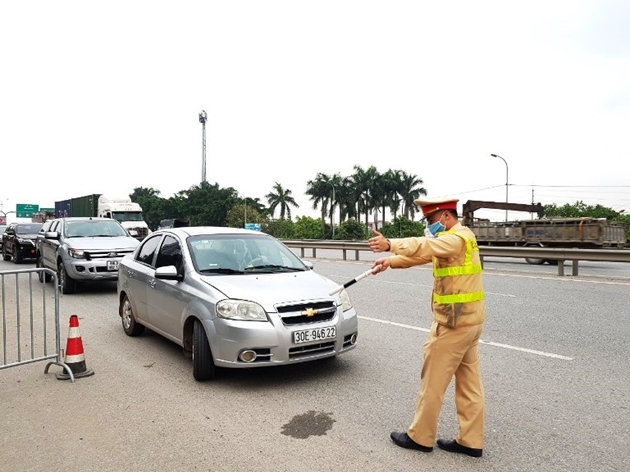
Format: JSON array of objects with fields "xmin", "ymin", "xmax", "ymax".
[{"xmin": 368, "ymin": 197, "xmax": 485, "ymax": 458}]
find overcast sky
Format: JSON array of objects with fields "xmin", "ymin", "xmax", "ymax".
[{"xmin": 2, "ymin": 1, "xmax": 629, "ymax": 224}]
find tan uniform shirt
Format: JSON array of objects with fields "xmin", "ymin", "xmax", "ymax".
[{"xmin": 388, "ymin": 223, "xmax": 485, "ymax": 327}]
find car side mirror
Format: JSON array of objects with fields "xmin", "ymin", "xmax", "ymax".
[
  {"xmin": 155, "ymin": 265, "xmax": 183, "ymax": 281},
  {"xmin": 45, "ymin": 231, "xmax": 59, "ymax": 240},
  {"xmin": 302, "ymin": 260, "xmax": 314, "ymax": 270}
]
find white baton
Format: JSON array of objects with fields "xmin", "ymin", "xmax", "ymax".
[{"xmin": 329, "ymin": 267, "xmax": 379, "ymax": 296}]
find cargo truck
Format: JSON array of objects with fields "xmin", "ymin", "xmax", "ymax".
[
  {"xmin": 55, "ymin": 194, "xmax": 151, "ymax": 240},
  {"xmin": 462, "ymin": 200, "xmax": 628, "ymax": 265}
]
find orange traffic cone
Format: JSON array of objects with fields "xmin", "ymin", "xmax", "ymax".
[{"xmin": 56, "ymin": 315, "xmax": 95, "ymax": 380}]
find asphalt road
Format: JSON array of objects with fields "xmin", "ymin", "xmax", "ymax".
[{"xmin": 1, "ymin": 256, "xmax": 629, "ymax": 472}]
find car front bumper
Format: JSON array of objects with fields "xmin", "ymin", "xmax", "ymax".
[
  {"xmin": 204, "ymin": 308, "xmax": 359, "ymax": 368},
  {"xmin": 64, "ymin": 258, "xmax": 123, "ymax": 281}
]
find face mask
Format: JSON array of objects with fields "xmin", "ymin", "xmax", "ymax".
[{"xmin": 427, "ymin": 213, "xmax": 446, "ymax": 236}]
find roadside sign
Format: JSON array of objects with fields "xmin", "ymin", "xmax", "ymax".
[
  {"xmin": 244, "ymin": 223, "xmax": 261, "ymax": 231},
  {"xmin": 40, "ymin": 207, "xmax": 55, "ymax": 213},
  {"xmin": 16, "ymin": 203, "xmax": 39, "ymax": 218}
]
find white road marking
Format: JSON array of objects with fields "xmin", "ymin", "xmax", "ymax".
[{"xmin": 358, "ymin": 315, "xmax": 574, "ymax": 361}]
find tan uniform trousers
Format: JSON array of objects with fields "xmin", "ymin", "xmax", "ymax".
[{"xmin": 407, "ymin": 320, "xmax": 485, "ymax": 449}]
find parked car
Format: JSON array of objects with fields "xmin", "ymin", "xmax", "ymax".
[
  {"xmin": 0, "ymin": 224, "xmax": 7, "ymax": 251},
  {"xmin": 2, "ymin": 223, "xmax": 44, "ymax": 263},
  {"xmin": 36, "ymin": 217, "xmax": 140, "ymax": 293},
  {"xmin": 117, "ymin": 227, "xmax": 359, "ymax": 381}
]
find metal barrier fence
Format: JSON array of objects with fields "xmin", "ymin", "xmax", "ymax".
[
  {"xmin": 0, "ymin": 268, "xmax": 74, "ymax": 382},
  {"xmin": 282, "ymin": 240, "xmax": 630, "ymax": 276}
]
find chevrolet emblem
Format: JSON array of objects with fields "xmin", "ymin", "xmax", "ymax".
[{"xmin": 302, "ymin": 308, "xmax": 319, "ymax": 317}]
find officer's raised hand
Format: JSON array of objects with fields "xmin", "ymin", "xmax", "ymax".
[{"xmin": 368, "ymin": 230, "xmax": 391, "ymax": 253}]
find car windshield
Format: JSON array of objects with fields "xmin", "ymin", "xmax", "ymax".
[
  {"xmin": 111, "ymin": 211, "xmax": 144, "ymax": 222},
  {"xmin": 64, "ymin": 220, "xmax": 129, "ymax": 238},
  {"xmin": 188, "ymin": 234, "xmax": 307, "ymax": 274},
  {"xmin": 16, "ymin": 224, "xmax": 43, "ymax": 234}
]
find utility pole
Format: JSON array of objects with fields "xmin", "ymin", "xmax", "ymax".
[{"xmin": 199, "ymin": 110, "xmax": 207, "ymax": 183}]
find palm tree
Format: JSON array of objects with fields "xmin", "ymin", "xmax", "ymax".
[
  {"xmin": 265, "ymin": 182, "xmax": 299, "ymax": 220},
  {"xmin": 351, "ymin": 165, "xmax": 379, "ymax": 230},
  {"xmin": 398, "ymin": 171, "xmax": 427, "ymax": 220},
  {"xmin": 306, "ymin": 173, "xmax": 333, "ymax": 237}
]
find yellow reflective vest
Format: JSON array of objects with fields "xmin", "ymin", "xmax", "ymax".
[{"xmin": 432, "ymin": 227, "xmax": 485, "ymax": 328}]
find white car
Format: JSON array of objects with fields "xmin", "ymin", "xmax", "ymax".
[{"xmin": 117, "ymin": 226, "xmax": 359, "ymax": 381}]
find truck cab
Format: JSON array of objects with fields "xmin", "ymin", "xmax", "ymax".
[{"xmin": 97, "ymin": 196, "xmax": 151, "ymax": 241}]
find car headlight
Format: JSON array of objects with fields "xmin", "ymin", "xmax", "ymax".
[
  {"xmin": 339, "ymin": 289, "xmax": 353, "ymax": 312},
  {"xmin": 216, "ymin": 300, "xmax": 267, "ymax": 321},
  {"xmin": 68, "ymin": 248, "xmax": 85, "ymax": 259}
]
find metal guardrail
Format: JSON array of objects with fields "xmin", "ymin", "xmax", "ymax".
[
  {"xmin": 282, "ymin": 240, "xmax": 630, "ymax": 276},
  {"xmin": 0, "ymin": 268, "xmax": 74, "ymax": 381}
]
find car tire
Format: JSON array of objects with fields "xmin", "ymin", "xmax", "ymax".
[
  {"xmin": 192, "ymin": 319, "xmax": 216, "ymax": 381},
  {"xmin": 36, "ymin": 256, "xmax": 52, "ymax": 283},
  {"xmin": 120, "ymin": 294, "xmax": 145, "ymax": 336},
  {"xmin": 13, "ymin": 245, "xmax": 23, "ymax": 264},
  {"xmin": 58, "ymin": 261, "xmax": 77, "ymax": 294}
]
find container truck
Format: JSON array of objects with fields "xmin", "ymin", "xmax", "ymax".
[
  {"xmin": 462, "ymin": 200, "xmax": 627, "ymax": 265},
  {"xmin": 54, "ymin": 194, "xmax": 150, "ymax": 240}
]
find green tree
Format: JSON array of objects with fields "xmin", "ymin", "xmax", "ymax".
[
  {"xmin": 265, "ymin": 182, "xmax": 299, "ymax": 220},
  {"xmin": 225, "ymin": 203, "xmax": 265, "ymax": 229},
  {"xmin": 293, "ymin": 216, "xmax": 323, "ymax": 239},
  {"xmin": 306, "ymin": 172, "xmax": 338, "ymax": 238},
  {"xmin": 398, "ymin": 171, "xmax": 427, "ymax": 220},
  {"xmin": 379, "ymin": 216, "xmax": 425, "ymax": 238},
  {"xmin": 180, "ymin": 181, "xmax": 235, "ymax": 226},
  {"xmin": 334, "ymin": 218, "xmax": 368, "ymax": 240},
  {"xmin": 351, "ymin": 165, "xmax": 379, "ymax": 230},
  {"xmin": 543, "ymin": 201, "xmax": 620, "ymax": 219},
  {"xmin": 263, "ymin": 219, "xmax": 295, "ymax": 239}
]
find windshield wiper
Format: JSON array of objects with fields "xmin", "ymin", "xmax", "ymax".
[
  {"xmin": 244, "ymin": 264, "xmax": 304, "ymax": 272},
  {"xmin": 199, "ymin": 268, "xmax": 245, "ymax": 274}
]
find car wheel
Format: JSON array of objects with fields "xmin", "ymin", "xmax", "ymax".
[
  {"xmin": 36, "ymin": 256, "xmax": 52, "ymax": 283},
  {"xmin": 120, "ymin": 294, "xmax": 144, "ymax": 336},
  {"xmin": 13, "ymin": 245, "xmax": 23, "ymax": 264},
  {"xmin": 3, "ymin": 246, "xmax": 11, "ymax": 261},
  {"xmin": 58, "ymin": 261, "xmax": 77, "ymax": 294},
  {"xmin": 192, "ymin": 319, "xmax": 216, "ymax": 381}
]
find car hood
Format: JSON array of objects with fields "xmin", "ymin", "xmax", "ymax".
[
  {"xmin": 200, "ymin": 270, "xmax": 339, "ymax": 311},
  {"xmin": 64, "ymin": 236, "xmax": 139, "ymax": 250},
  {"xmin": 17, "ymin": 233, "xmax": 39, "ymax": 240}
]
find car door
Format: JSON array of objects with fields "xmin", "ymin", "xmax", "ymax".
[
  {"xmin": 2, "ymin": 224, "xmax": 16, "ymax": 258},
  {"xmin": 147, "ymin": 235, "xmax": 190, "ymax": 341},
  {"xmin": 125, "ymin": 234, "xmax": 162, "ymax": 324},
  {"xmin": 41, "ymin": 220, "xmax": 61, "ymax": 270}
]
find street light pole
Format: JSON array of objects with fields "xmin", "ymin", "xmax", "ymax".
[
  {"xmin": 491, "ymin": 153, "xmax": 509, "ymax": 221},
  {"xmin": 328, "ymin": 182, "xmax": 335, "ymax": 239},
  {"xmin": 199, "ymin": 110, "xmax": 207, "ymax": 183}
]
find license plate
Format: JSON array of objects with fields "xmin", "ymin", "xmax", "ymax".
[
  {"xmin": 293, "ymin": 327, "xmax": 336, "ymax": 344},
  {"xmin": 107, "ymin": 260, "xmax": 119, "ymax": 271}
]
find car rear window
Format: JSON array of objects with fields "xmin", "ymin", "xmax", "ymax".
[{"xmin": 16, "ymin": 224, "xmax": 43, "ymax": 234}]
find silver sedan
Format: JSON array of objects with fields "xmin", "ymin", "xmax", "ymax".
[{"xmin": 117, "ymin": 226, "xmax": 358, "ymax": 380}]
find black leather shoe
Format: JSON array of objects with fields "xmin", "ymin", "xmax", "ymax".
[
  {"xmin": 390, "ymin": 432, "xmax": 433, "ymax": 452},
  {"xmin": 436, "ymin": 438, "xmax": 482, "ymax": 457}
]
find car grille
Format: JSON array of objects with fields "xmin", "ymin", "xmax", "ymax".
[
  {"xmin": 83, "ymin": 249, "xmax": 135, "ymax": 261},
  {"xmin": 275, "ymin": 300, "xmax": 337, "ymax": 326},
  {"xmin": 289, "ymin": 341, "xmax": 335, "ymax": 358}
]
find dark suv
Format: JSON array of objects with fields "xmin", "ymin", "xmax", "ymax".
[{"xmin": 2, "ymin": 223, "xmax": 43, "ymax": 263}]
